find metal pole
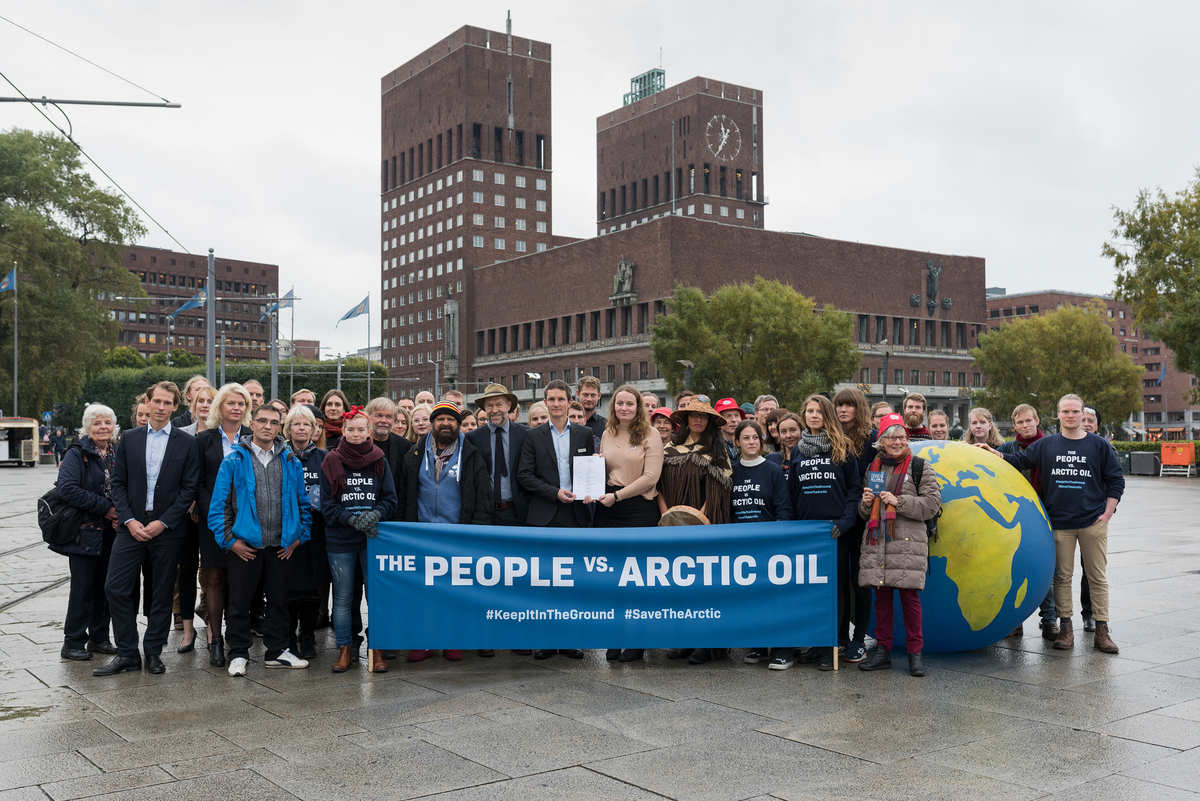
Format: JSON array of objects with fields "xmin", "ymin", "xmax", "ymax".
[
  {"xmin": 269, "ymin": 299, "xmax": 279, "ymax": 401},
  {"xmin": 205, "ymin": 249, "xmax": 215, "ymax": 386},
  {"xmin": 671, "ymin": 121, "xmax": 676, "ymax": 215},
  {"xmin": 11, "ymin": 261, "xmax": 16, "ymax": 417},
  {"xmin": 433, "ymin": 359, "xmax": 439, "ymax": 399},
  {"xmin": 220, "ymin": 335, "xmax": 226, "ymax": 386},
  {"xmin": 289, "ymin": 285, "xmax": 295, "ymax": 396},
  {"xmin": 336, "ymin": 354, "xmax": 342, "ymax": 392},
  {"xmin": 366, "ymin": 293, "xmax": 371, "ymax": 401}
]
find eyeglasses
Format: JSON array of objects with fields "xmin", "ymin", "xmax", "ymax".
[
  {"xmin": 881, "ymin": 435, "xmax": 909, "ymax": 443},
  {"xmin": 253, "ymin": 418, "xmax": 282, "ymax": 427}
]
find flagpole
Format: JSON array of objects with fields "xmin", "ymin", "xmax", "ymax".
[
  {"xmin": 11, "ymin": 261, "xmax": 16, "ymax": 418},
  {"xmin": 366, "ymin": 292, "xmax": 371, "ymax": 401},
  {"xmin": 289, "ymin": 285, "xmax": 295, "ymax": 397}
]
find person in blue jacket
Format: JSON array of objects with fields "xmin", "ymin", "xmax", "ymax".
[
  {"xmin": 772, "ymin": 394, "xmax": 862, "ymax": 672},
  {"xmin": 320, "ymin": 407, "xmax": 398, "ymax": 673},
  {"xmin": 208, "ymin": 404, "xmax": 311, "ymax": 677}
]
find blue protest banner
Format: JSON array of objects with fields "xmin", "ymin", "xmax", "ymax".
[{"xmin": 366, "ymin": 520, "xmax": 837, "ymax": 650}]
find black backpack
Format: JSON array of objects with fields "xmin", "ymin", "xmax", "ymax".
[
  {"xmin": 911, "ymin": 456, "xmax": 942, "ymax": 543},
  {"xmin": 37, "ymin": 447, "xmax": 88, "ymax": 547}
]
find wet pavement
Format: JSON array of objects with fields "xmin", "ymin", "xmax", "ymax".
[{"xmin": 1, "ymin": 463, "xmax": 1199, "ymax": 800}]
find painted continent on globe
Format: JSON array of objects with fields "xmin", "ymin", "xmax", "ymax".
[{"xmin": 873, "ymin": 440, "xmax": 1056, "ymax": 653}]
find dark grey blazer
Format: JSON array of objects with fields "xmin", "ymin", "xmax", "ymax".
[
  {"xmin": 111, "ymin": 425, "xmax": 200, "ymax": 535},
  {"xmin": 517, "ymin": 423, "xmax": 594, "ymax": 527},
  {"xmin": 465, "ymin": 421, "xmax": 530, "ymax": 524}
]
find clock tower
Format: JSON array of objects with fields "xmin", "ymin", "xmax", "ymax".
[{"xmin": 596, "ymin": 74, "xmax": 765, "ymax": 235}]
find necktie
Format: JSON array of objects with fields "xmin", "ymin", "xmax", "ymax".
[{"xmin": 494, "ymin": 426, "xmax": 506, "ymax": 503}]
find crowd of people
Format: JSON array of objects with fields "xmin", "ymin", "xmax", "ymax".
[{"xmin": 51, "ymin": 372, "xmax": 1123, "ymax": 681}]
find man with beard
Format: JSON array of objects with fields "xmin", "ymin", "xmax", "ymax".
[
  {"xmin": 928, "ymin": 410, "xmax": 950, "ymax": 440},
  {"xmin": 576, "ymin": 375, "xmax": 606, "ymax": 440},
  {"xmin": 901, "ymin": 393, "xmax": 933, "ymax": 441}
]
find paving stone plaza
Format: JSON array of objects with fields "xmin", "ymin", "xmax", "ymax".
[{"xmin": 2, "ymin": 464, "xmax": 1200, "ymax": 800}]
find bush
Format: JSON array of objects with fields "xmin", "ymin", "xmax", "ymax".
[{"xmin": 1111, "ymin": 440, "xmax": 1188, "ymax": 453}]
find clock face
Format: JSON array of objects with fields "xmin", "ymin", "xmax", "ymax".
[{"xmin": 705, "ymin": 114, "xmax": 741, "ymax": 161}]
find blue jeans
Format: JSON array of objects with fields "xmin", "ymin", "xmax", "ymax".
[
  {"xmin": 1039, "ymin": 588, "xmax": 1056, "ymax": 623},
  {"xmin": 328, "ymin": 550, "xmax": 368, "ymax": 648}
]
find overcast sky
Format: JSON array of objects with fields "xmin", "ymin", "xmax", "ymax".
[{"xmin": 4, "ymin": 1, "xmax": 1197, "ymax": 356}]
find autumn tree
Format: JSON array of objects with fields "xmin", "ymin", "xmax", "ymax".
[
  {"xmin": 971, "ymin": 301, "xmax": 1142, "ymax": 429},
  {"xmin": 0, "ymin": 128, "xmax": 145, "ymax": 416},
  {"xmin": 1105, "ymin": 168, "xmax": 1200, "ymax": 403},
  {"xmin": 650, "ymin": 277, "xmax": 861, "ymax": 409}
]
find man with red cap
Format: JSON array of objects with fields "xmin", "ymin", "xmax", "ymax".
[{"xmin": 714, "ymin": 398, "xmax": 744, "ymax": 463}]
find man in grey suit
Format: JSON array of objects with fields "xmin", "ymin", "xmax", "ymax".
[
  {"xmin": 95, "ymin": 381, "xmax": 200, "ymax": 676},
  {"xmin": 464, "ymin": 383, "xmax": 529, "ymax": 527}
]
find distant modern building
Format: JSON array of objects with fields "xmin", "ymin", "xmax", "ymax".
[
  {"xmin": 355, "ymin": 345, "xmax": 382, "ymax": 363},
  {"xmin": 278, "ymin": 338, "xmax": 320, "ymax": 361},
  {"xmin": 985, "ymin": 288, "xmax": 1199, "ymax": 439},
  {"xmin": 111, "ymin": 245, "xmax": 279, "ymax": 363}
]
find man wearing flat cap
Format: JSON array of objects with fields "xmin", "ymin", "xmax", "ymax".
[{"xmin": 464, "ymin": 382, "xmax": 529, "ymax": 527}]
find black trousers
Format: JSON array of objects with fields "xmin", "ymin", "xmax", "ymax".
[
  {"xmin": 839, "ymin": 525, "xmax": 872, "ymax": 643},
  {"xmin": 176, "ymin": 516, "xmax": 200, "ymax": 624},
  {"xmin": 63, "ymin": 532, "xmax": 114, "ymax": 648},
  {"xmin": 493, "ymin": 506, "xmax": 522, "ymax": 527},
  {"xmin": 105, "ymin": 526, "xmax": 183, "ymax": 659},
  {"xmin": 226, "ymin": 546, "xmax": 290, "ymax": 661}
]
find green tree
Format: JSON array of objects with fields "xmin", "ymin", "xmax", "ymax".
[
  {"xmin": 147, "ymin": 348, "xmax": 203, "ymax": 368},
  {"xmin": 104, "ymin": 346, "xmax": 147, "ymax": 370},
  {"xmin": 971, "ymin": 301, "xmax": 1142, "ymax": 429},
  {"xmin": 1105, "ymin": 168, "xmax": 1200, "ymax": 403},
  {"xmin": 0, "ymin": 128, "xmax": 146, "ymax": 416},
  {"xmin": 650, "ymin": 277, "xmax": 861, "ymax": 409}
]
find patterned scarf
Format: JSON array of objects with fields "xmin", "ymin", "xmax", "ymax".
[
  {"xmin": 866, "ymin": 451, "xmax": 912, "ymax": 545},
  {"xmin": 1015, "ymin": 429, "xmax": 1045, "ymax": 494},
  {"xmin": 796, "ymin": 430, "xmax": 832, "ymax": 459}
]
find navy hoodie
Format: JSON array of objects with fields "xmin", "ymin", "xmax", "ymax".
[
  {"xmin": 787, "ymin": 444, "xmax": 863, "ymax": 536},
  {"xmin": 731, "ymin": 458, "xmax": 792, "ymax": 522},
  {"xmin": 320, "ymin": 461, "xmax": 398, "ymax": 553},
  {"xmin": 999, "ymin": 433, "xmax": 1124, "ymax": 530}
]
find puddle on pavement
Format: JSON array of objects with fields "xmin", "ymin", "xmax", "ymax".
[{"xmin": 0, "ymin": 704, "xmax": 51, "ymax": 722}]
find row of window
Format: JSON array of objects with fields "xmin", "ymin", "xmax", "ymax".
[
  {"xmin": 860, "ymin": 368, "xmax": 983, "ymax": 388},
  {"xmin": 485, "ymin": 364, "xmax": 653, "ymax": 391},
  {"xmin": 599, "ymin": 164, "xmax": 758, "ymax": 219},
  {"xmin": 381, "ymin": 121, "xmax": 547, "ymax": 192},
  {"xmin": 387, "ymin": 350, "xmax": 441, "ymax": 368},
  {"xmin": 478, "ymin": 303, "xmax": 664, "ymax": 357},
  {"xmin": 599, "ymin": 203, "xmax": 750, "ymax": 235},
  {"xmin": 858, "ymin": 315, "xmax": 973, "ymax": 350},
  {"xmin": 115, "ymin": 331, "xmax": 263, "ymax": 351}
]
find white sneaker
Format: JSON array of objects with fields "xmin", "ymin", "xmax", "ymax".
[
  {"xmin": 264, "ymin": 649, "xmax": 309, "ymax": 669},
  {"xmin": 228, "ymin": 657, "xmax": 248, "ymax": 677}
]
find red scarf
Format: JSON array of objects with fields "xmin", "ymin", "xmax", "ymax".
[
  {"xmin": 1015, "ymin": 429, "xmax": 1045, "ymax": 495},
  {"xmin": 321, "ymin": 436, "xmax": 385, "ymax": 501},
  {"xmin": 323, "ymin": 415, "xmax": 343, "ymax": 440},
  {"xmin": 866, "ymin": 451, "xmax": 912, "ymax": 545}
]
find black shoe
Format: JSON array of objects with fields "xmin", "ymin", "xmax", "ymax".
[
  {"xmin": 315, "ymin": 609, "xmax": 330, "ymax": 628},
  {"xmin": 618, "ymin": 649, "xmax": 645, "ymax": 662},
  {"xmin": 666, "ymin": 648, "xmax": 693, "ymax": 660},
  {"xmin": 86, "ymin": 639, "xmax": 118, "ymax": 655},
  {"xmin": 817, "ymin": 648, "xmax": 835, "ymax": 671},
  {"xmin": 477, "ymin": 650, "xmax": 495, "ymax": 658},
  {"xmin": 534, "ymin": 649, "xmax": 556, "ymax": 659},
  {"xmin": 798, "ymin": 647, "xmax": 820, "ymax": 664},
  {"xmin": 250, "ymin": 616, "xmax": 266, "ymax": 638},
  {"xmin": 512, "ymin": 649, "xmax": 533, "ymax": 655},
  {"xmin": 209, "ymin": 636, "xmax": 225, "ymax": 668},
  {"xmin": 298, "ymin": 635, "xmax": 316, "ymax": 660},
  {"xmin": 177, "ymin": 631, "xmax": 197, "ymax": 653},
  {"xmin": 61, "ymin": 645, "xmax": 92, "ymax": 661},
  {"xmin": 382, "ymin": 650, "xmax": 399, "ymax": 659},
  {"xmin": 606, "ymin": 649, "xmax": 622, "ymax": 661},
  {"xmin": 908, "ymin": 651, "xmax": 926, "ymax": 677},
  {"xmin": 561, "ymin": 649, "xmax": 584, "ymax": 659},
  {"xmin": 858, "ymin": 647, "xmax": 892, "ymax": 671},
  {"xmin": 1083, "ymin": 617, "xmax": 1096, "ymax": 632},
  {"xmin": 350, "ymin": 645, "xmax": 361, "ymax": 663},
  {"xmin": 93, "ymin": 656, "xmax": 141, "ymax": 676},
  {"xmin": 688, "ymin": 648, "xmax": 712, "ymax": 665},
  {"xmin": 145, "ymin": 654, "xmax": 165, "ymax": 674}
]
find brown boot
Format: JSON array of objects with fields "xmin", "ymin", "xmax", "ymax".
[
  {"xmin": 1093, "ymin": 621, "xmax": 1119, "ymax": 654},
  {"xmin": 331, "ymin": 645, "xmax": 353, "ymax": 673},
  {"xmin": 370, "ymin": 650, "xmax": 388, "ymax": 673},
  {"xmin": 1053, "ymin": 618, "xmax": 1074, "ymax": 650}
]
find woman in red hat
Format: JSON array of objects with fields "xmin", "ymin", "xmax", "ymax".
[
  {"xmin": 857, "ymin": 412, "xmax": 941, "ymax": 677},
  {"xmin": 650, "ymin": 407, "xmax": 675, "ymax": 446},
  {"xmin": 656, "ymin": 395, "xmax": 733, "ymax": 665}
]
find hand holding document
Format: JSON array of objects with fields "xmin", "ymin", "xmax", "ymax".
[{"xmin": 573, "ymin": 454, "xmax": 606, "ymax": 502}]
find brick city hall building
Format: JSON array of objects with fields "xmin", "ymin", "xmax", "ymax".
[{"xmin": 380, "ymin": 22, "xmax": 987, "ymax": 424}]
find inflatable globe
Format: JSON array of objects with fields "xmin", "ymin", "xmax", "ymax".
[{"xmin": 868, "ymin": 440, "xmax": 1054, "ymax": 653}]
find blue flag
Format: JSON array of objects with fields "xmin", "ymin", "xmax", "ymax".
[
  {"xmin": 259, "ymin": 288, "xmax": 294, "ymax": 323},
  {"xmin": 169, "ymin": 288, "xmax": 205, "ymax": 319},
  {"xmin": 337, "ymin": 295, "xmax": 368, "ymax": 326},
  {"xmin": 0, "ymin": 267, "xmax": 14, "ymax": 293}
]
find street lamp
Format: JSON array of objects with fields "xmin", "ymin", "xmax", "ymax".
[
  {"xmin": 677, "ymin": 360, "xmax": 694, "ymax": 392},
  {"xmin": 879, "ymin": 340, "xmax": 893, "ymax": 405},
  {"xmin": 526, "ymin": 372, "xmax": 541, "ymax": 396}
]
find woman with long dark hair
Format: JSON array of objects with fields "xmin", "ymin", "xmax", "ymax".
[
  {"xmin": 656, "ymin": 396, "xmax": 732, "ymax": 665},
  {"xmin": 596, "ymin": 385, "xmax": 664, "ymax": 663},
  {"xmin": 765, "ymin": 411, "xmax": 803, "ymax": 477},
  {"xmin": 831, "ymin": 386, "xmax": 876, "ymax": 664},
  {"xmin": 321, "ymin": 389, "xmax": 349, "ymax": 449}
]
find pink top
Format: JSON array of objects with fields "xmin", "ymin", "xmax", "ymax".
[{"xmin": 599, "ymin": 426, "xmax": 664, "ymax": 501}]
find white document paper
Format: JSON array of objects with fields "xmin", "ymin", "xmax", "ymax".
[{"xmin": 573, "ymin": 454, "xmax": 606, "ymax": 500}]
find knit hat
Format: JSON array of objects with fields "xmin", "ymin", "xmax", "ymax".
[
  {"xmin": 714, "ymin": 398, "xmax": 745, "ymax": 420},
  {"xmin": 877, "ymin": 413, "xmax": 906, "ymax": 436},
  {"xmin": 740, "ymin": 402, "xmax": 756, "ymax": 417},
  {"xmin": 305, "ymin": 404, "xmax": 324, "ymax": 421},
  {"xmin": 429, "ymin": 402, "xmax": 462, "ymax": 423}
]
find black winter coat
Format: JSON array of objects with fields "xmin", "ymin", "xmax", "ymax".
[
  {"xmin": 53, "ymin": 438, "xmax": 114, "ymax": 556},
  {"xmin": 399, "ymin": 434, "xmax": 493, "ymax": 526}
]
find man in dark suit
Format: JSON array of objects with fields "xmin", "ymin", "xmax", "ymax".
[
  {"xmin": 517, "ymin": 379, "xmax": 594, "ymax": 660},
  {"xmin": 464, "ymin": 383, "xmax": 528, "ymax": 527},
  {"xmin": 366, "ymin": 397, "xmax": 414, "ymax": 513},
  {"xmin": 95, "ymin": 381, "xmax": 201, "ymax": 676}
]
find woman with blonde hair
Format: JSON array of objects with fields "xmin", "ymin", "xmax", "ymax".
[
  {"xmin": 527, "ymin": 401, "xmax": 549, "ymax": 427},
  {"xmin": 392, "ymin": 405, "xmax": 413, "ymax": 440},
  {"xmin": 195, "ymin": 382, "xmax": 253, "ymax": 666},
  {"xmin": 963, "ymin": 407, "xmax": 1004, "ymax": 448}
]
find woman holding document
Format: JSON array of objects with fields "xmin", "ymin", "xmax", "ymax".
[{"xmin": 594, "ymin": 385, "xmax": 664, "ymax": 663}]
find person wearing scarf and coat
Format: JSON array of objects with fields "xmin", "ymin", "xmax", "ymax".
[
  {"xmin": 656, "ymin": 396, "xmax": 733, "ymax": 665},
  {"xmin": 398, "ymin": 402, "xmax": 493, "ymax": 663},
  {"xmin": 320, "ymin": 407, "xmax": 398, "ymax": 673},
  {"xmin": 857, "ymin": 413, "xmax": 941, "ymax": 677}
]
